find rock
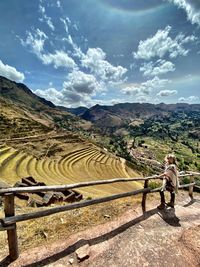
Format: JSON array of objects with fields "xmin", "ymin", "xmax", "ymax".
[
  {"xmin": 104, "ymin": 214, "xmax": 111, "ymax": 218},
  {"xmin": 76, "ymin": 244, "xmax": 90, "ymax": 261},
  {"xmin": 68, "ymin": 258, "xmax": 74, "ymax": 264}
]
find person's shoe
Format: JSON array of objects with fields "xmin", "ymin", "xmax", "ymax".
[
  {"xmin": 157, "ymin": 203, "xmax": 166, "ymax": 210},
  {"xmin": 166, "ymin": 201, "xmax": 174, "ymax": 208}
]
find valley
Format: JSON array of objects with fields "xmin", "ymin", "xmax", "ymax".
[{"xmin": 0, "ymin": 75, "xmax": 199, "ymax": 263}]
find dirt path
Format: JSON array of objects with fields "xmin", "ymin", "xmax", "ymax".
[{"xmin": 1, "ymin": 192, "xmax": 200, "ymax": 267}]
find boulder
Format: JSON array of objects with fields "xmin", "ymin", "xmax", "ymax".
[{"xmin": 76, "ymin": 244, "xmax": 90, "ymax": 261}]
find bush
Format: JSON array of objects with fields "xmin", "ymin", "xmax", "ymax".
[
  {"xmin": 181, "ymin": 176, "xmax": 190, "ymax": 184},
  {"xmin": 148, "ymin": 181, "xmax": 162, "ymax": 190}
]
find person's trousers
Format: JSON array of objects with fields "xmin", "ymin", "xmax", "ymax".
[{"xmin": 160, "ymin": 191, "xmax": 175, "ymax": 203}]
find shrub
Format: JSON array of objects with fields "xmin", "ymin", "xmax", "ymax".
[{"xmin": 148, "ymin": 181, "xmax": 162, "ymax": 190}]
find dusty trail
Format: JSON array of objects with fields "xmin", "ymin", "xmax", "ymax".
[{"xmin": 0, "ymin": 192, "xmax": 200, "ymax": 267}]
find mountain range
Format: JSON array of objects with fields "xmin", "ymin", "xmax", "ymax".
[
  {"xmin": 0, "ymin": 75, "xmax": 199, "ymax": 174},
  {"xmin": 1, "ymin": 74, "xmax": 200, "ymax": 138}
]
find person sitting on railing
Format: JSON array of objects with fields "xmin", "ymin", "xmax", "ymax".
[{"xmin": 157, "ymin": 154, "xmax": 179, "ymax": 209}]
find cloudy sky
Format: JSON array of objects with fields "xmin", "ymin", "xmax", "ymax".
[{"xmin": 0, "ymin": 0, "xmax": 200, "ymax": 107}]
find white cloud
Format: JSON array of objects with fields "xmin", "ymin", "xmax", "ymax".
[
  {"xmin": 20, "ymin": 29, "xmax": 48, "ymax": 56},
  {"xmin": 0, "ymin": 60, "xmax": 25, "ymax": 82},
  {"xmin": 39, "ymin": 4, "xmax": 55, "ymax": 31},
  {"xmin": 41, "ymin": 50, "xmax": 77, "ymax": 69},
  {"xmin": 136, "ymin": 95, "xmax": 150, "ymax": 103},
  {"xmin": 167, "ymin": 0, "xmax": 200, "ymax": 26},
  {"xmin": 157, "ymin": 90, "xmax": 177, "ymax": 97},
  {"xmin": 63, "ymin": 35, "xmax": 84, "ymax": 59},
  {"xmin": 121, "ymin": 86, "xmax": 140, "ymax": 96},
  {"xmin": 122, "ymin": 77, "xmax": 170, "ymax": 96},
  {"xmin": 60, "ymin": 18, "xmax": 69, "ymax": 34},
  {"xmin": 81, "ymin": 48, "xmax": 127, "ymax": 83},
  {"xmin": 21, "ymin": 29, "xmax": 76, "ymax": 69},
  {"xmin": 34, "ymin": 71, "xmax": 102, "ymax": 108},
  {"xmin": 34, "ymin": 87, "xmax": 63, "ymax": 105},
  {"xmin": 63, "ymin": 70, "xmax": 101, "ymax": 95},
  {"xmin": 178, "ymin": 95, "xmax": 199, "ymax": 103},
  {"xmin": 57, "ymin": 0, "xmax": 61, "ymax": 8},
  {"xmin": 140, "ymin": 60, "xmax": 175, "ymax": 77},
  {"xmin": 133, "ymin": 26, "xmax": 197, "ymax": 60},
  {"xmin": 121, "ymin": 90, "xmax": 151, "ymax": 103},
  {"xmin": 143, "ymin": 76, "xmax": 170, "ymax": 89}
]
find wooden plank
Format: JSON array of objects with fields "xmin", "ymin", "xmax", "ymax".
[
  {"xmin": 4, "ymin": 193, "xmax": 19, "ymax": 261},
  {"xmin": 0, "ymin": 175, "xmax": 157, "ymax": 195},
  {"xmin": 142, "ymin": 179, "xmax": 149, "ymax": 213},
  {"xmin": 0, "ymin": 173, "xmax": 196, "ymax": 195},
  {"xmin": 187, "ymin": 171, "xmax": 200, "ymax": 175},
  {"xmin": 2, "ymin": 188, "xmax": 151, "ymax": 226},
  {"xmin": 179, "ymin": 182, "xmax": 195, "ymax": 189}
]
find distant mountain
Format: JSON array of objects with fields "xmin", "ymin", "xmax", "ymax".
[
  {"xmin": 81, "ymin": 102, "xmax": 200, "ymax": 127},
  {"xmin": 79, "ymin": 102, "xmax": 200, "ymax": 174},
  {"xmin": 58, "ymin": 106, "xmax": 88, "ymax": 116}
]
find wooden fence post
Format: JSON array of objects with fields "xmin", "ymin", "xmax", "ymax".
[
  {"xmin": 4, "ymin": 193, "xmax": 19, "ymax": 261},
  {"xmin": 189, "ymin": 175, "xmax": 194, "ymax": 199},
  {"xmin": 142, "ymin": 179, "xmax": 149, "ymax": 213}
]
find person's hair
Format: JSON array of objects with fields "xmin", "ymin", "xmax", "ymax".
[{"xmin": 165, "ymin": 154, "xmax": 178, "ymax": 165}]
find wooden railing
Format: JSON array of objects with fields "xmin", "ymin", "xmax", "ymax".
[{"xmin": 0, "ymin": 171, "xmax": 199, "ymax": 261}]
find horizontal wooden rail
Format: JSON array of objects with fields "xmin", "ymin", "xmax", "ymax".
[
  {"xmin": 0, "ymin": 173, "xmax": 197, "ymax": 195},
  {"xmin": 0, "ymin": 181, "xmax": 196, "ymax": 227},
  {"xmin": 1, "ymin": 187, "xmax": 151, "ymax": 226},
  {"xmin": 179, "ymin": 182, "xmax": 196, "ymax": 188},
  {"xmin": 0, "ymin": 175, "xmax": 158, "ymax": 195}
]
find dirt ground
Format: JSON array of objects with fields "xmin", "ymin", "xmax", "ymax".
[{"xmin": 0, "ymin": 191, "xmax": 200, "ymax": 267}]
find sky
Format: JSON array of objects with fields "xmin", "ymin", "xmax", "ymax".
[{"xmin": 0, "ymin": 0, "xmax": 200, "ymax": 107}]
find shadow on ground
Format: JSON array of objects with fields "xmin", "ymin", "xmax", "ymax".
[
  {"xmin": 158, "ymin": 208, "xmax": 181, "ymax": 227},
  {"xmin": 183, "ymin": 198, "xmax": 200, "ymax": 207}
]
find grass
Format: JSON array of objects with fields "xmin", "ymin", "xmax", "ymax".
[
  {"xmin": 0, "ymin": 143, "xmax": 140, "ymax": 197},
  {"xmin": 0, "ymin": 135, "xmax": 142, "ymax": 257},
  {"xmin": 136, "ymin": 137, "xmax": 200, "ymax": 171},
  {"xmin": 0, "ymin": 196, "xmax": 143, "ymax": 256}
]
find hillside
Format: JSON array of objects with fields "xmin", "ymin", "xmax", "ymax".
[
  {"xmin": 0, "ymin": 76, "xmax": 140, "ymax": 197},
  {"xmin": 78, "ymin": 102, "xmax": 200, "ymax": 174},
  {"xmin": 81, "ymin": 102, "xmax": 200, "ymax": 126},
  {"xmin": 0, "ymin": 76, "xmax": 55, "ymax": 110},
  {"xmin": 0, "ymin": 140, "xmax": 139, "ymax": 197},
  {"xmin": 0, "ymin": 76, "xmax": 90, "ymax": 139}
]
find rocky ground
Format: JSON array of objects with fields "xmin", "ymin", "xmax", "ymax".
[{"xmin": 0, "ymin": 191, "xmax": 200, "ymax": 267}]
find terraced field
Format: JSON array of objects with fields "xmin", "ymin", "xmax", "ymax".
[{"xmin": 0, "ymin": 144, "xmax": 140, "ymax": 197}]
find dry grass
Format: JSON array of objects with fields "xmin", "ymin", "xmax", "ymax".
[{"xmin": 0, "ymin": 196, "xmax": 144, "ymax": 255}]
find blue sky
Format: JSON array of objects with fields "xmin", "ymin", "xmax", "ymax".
[{"xmin": 0, "ymin": 0, "xmax": 200, "ymax": 107}]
